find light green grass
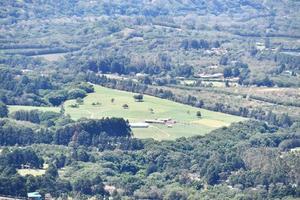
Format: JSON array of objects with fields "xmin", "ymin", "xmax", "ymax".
[
  {"xmin": 31, "ymin": 53, "xmax": 66, "ymax": 61},
  {"xmin": 63, "ymin": 85, "xmax": 245, "ymax": 140},
  {"xmin": 8, "ymin": 85, "xmax": 245, "ymax": 140},
  {"xmin": 9, "ymin": 106, "xmax": 60, "ymax": 113},
  {"xmin": 18, "ymin": 168, "xmax": 46, "ymax": 177}
]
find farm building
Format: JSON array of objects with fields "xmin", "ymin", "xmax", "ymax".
[
  {"xmin": 129, "ymin": 122, "xmax": 149, "ymax": 128},
  {"xmin": 158, "ymin": 118, "xmax": 176, "ymax": 123},
  {"xmin": 27, "ymin": 192, "xmax": 42, "ymax": 200},
  {"xmin": 145, "ymin": 119, "xmax": 176, "ymax": 125},
  {"xmin": 195, "ymin": 73, "xmax": 223, "ymax": 79},
  {"xmin": 145, "ymin": 119, "xmax": 165, "ymax": 124}
]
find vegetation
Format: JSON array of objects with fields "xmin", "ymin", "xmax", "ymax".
[
  {"xmin": 0, "ymin": 0, "xmax": 299, "ymax": 199},
  {"xmin": 63, "ymin": 85, "xmax": 244, "ymax": 140},
  {"xmin": 0, "ymin": 119, "xmax": 299, "ymax": 199}
]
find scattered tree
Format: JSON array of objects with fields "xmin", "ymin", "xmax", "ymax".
[
  {"xmin": 133, "ymin": 94, "xmax": 144, "ymax": 102},
  {"xmin": 0, "ymin": 101, "xmax": 8, "ymax": 118},
  {"xmin": 196, "ymin": 111, "xmax": 202, "ymax": 118},
  {"xmin": 123, "ymin": 104, "xmax": 129, "ymax": 109}
]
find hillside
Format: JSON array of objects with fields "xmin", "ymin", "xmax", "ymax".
[
  {"xmin": 0, "ymin": 1, "xmax": 299, "ymax": 200},
  {"xmin": 10, "ymin": 85, "xmax": 244, "ymax": 140}
]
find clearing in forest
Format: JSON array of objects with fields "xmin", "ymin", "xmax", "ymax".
[
  {"xmin": 9, "ymin": 85, "xmax": 245, "ymax": 140},
  {"xmin": 64, "ymin": 85, "xmax": 245, "ymax": 140}
]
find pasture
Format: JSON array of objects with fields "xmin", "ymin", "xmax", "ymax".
[
  {"xmin": 9, "ymin": 106, "xmax": 60, "ymax": 113},
  {"xmin": 64, "ymin": 85, "xmax": 245, "ymax": 140},
  {"xmin": 8, "ymin": 85, "xmax": 245, "ymax": 140},
  {"xmin": 31, "ymin": 53, "xmax": 67, "ymax": 62}
]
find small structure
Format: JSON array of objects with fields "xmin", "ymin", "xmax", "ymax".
[
  {"xmin": 27, "ymin": 192, "xmax": 42, "ymax": 200},
  {"xmin": 145, "ymin": 118, "xmax": 176, "ymax": 125},
  {"xmin": 129, "ymin": 122, "xmax": 149, "ymax": 128},
  {"xmin": 167, "ymin": 124, "xmax": 173, "ymax": 128},
  {"xmin": 145, "ymin": 119, "xmax": 165, "ymax": 124},
  {"xmin": 195, "ymin": 73, "xmax": 223, "ymax": 79}
]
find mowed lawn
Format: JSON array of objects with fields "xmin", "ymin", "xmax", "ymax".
[
  {"xmin": 64, "ymin": 85, "xmax": 245, "ymax": 140},
  {"xmin": 8, "ymin": 85, "xmax": 245, "ymax": 140}
]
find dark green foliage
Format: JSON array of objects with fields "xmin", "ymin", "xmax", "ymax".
[
  {"xmin": 47, "ymin": 92, "xmax": 68, "ymax": 106},
  {"xmin": 0, "ymin": 0, "xmax": 299, "ymax": 199},
  {"xmin": 279, "ymin": 139, "xmax": 300, "ymax": 151},
  {"xmin": 223, "ymin": 67, "xmax": 232, "ymax": 78},
  {"xmin": 54, "ymin": 118, "xmax": 132, "ymax": 146},
  {"xmin": 133, "ymin": 94, "xmax": 143, "ymax": 102},
  {"xmin": 45, "ymin": 164, "xmax": 59, "ymax": 178},
  {"xmin": 0, "ymin": 117, "xmax": 131, "ymax": 147},
  {"xmin": 73, "ymin": 176, "xmax": 107, "ymax": 196},
  {"xmin": 67, "ymin": 89, "xmax": 87, "ymax": 100},
  {"xmin": 0, "ymin": 120, "xmax": 299, "ymax": 199},
  {"xmin": 0, "ymin": 101, "xmax": 8, "ymax": 117},
  {"xmin": 196, "ymin": 111, "xmax": 202, "ymax": 118},
  {"xmin": 0, "ymin": 148, "xmax": 44, "ymax": 169},
  {"xmin": 10, "ymin": 110, "xmax": 60, "ymax": 125}
]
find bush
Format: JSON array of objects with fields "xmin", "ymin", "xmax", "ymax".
[{"xmin": 67, "ymin": 89, "xmax": 87, "ymax": 100}]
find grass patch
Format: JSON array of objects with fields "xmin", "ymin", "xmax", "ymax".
[
  {"xmin": 63, "ymin": 85, "xmax": 245, "ymax": 140},
  {"xmin": 8, "ymin": 85, "xmax": 245, "ymax": 140},
  {"xmin": 9, "ymin": 106, "xmax": 60, "ymax": 113},
  {"xmin": 31, "ymin": 53, "xmax": 67, "ymax": 61},
  {"xmin": 18, "ymin": 169, "xmax": 46, "ymax": 177}
]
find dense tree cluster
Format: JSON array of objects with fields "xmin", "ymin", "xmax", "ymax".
[
  {"xmin": 10, "ymin": 110, "xmax": 60, "ymax": 126},
  {"xmin": 0, "ymin": 67, "xmax": 95, "ymax": 106},
  {"xmin": 1, "ymin": 120, "xmax": 298, "ymax": 199},
  {"xmin": 0, "ymin": 117, "xmax": 132, "ymax": 147}
]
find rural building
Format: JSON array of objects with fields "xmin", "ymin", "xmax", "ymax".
[
  {"xmin": 145, "ymin": 119, "xmax": 165, "ymax": 124},
  {"xmin": 195, "ymin": 73, "xmax": 223, "ymax": 79},
  {"xmin": 129, "ymin": 122, "xmax": 149, "ymax": 128},
  {"xmin": 27, "ymin": 192, "xmax": 42, "ymax": 200},
  {"xmin": 145, "ymin": 118, "xmax": 176, "ymax": 125}
]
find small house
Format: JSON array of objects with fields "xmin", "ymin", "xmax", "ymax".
[{"xmin": 27, "ymin": 192, "xmax": 42, "ymax": 200}]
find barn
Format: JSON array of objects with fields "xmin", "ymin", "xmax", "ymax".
[{"xmin": 129, "ymin": 122, "xmax": 150, "ymax": 128}]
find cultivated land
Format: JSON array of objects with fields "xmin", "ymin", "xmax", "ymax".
[{"xmin": 9, "ymin": 85, "xmax": 245, "ymax": 140}]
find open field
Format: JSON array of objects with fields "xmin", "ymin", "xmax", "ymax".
[
  {"xmin": 31, "ymin": 53, "xmax": 67, "ymax": 61},
  {"xmin": 9, "ymin": 106, "xmax": 60, "ymax": 113},
  {"xmin": 17, "ymin": 169, "xmax": 46, "ymax": 177},
  {"xmin": 63, "ymin": 85, "xmax": 245, "ymax": 140},
  {"xmin": 8, "ymin": 85, "xmax": 245, "ymax": 140},
  {"xmin": 163, "ymin": 85, "xmax": 300, "ymax": 120}
]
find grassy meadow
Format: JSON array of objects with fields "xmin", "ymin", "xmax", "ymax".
[
  {"xmin": 9, "ymin": 85, "xmax": 245, "ymax": 140},
  {"xmin": 64, "ymin": 85, "xmax": 245, "ymax": 140},
  {"xmin": 9, "ymin": 106, "xmax": 60, "ymax": 113}
]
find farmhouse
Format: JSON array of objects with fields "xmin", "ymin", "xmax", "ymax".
[{"xmin": 129, "ymin": 122, "xmax": 149, "ymax": 128}]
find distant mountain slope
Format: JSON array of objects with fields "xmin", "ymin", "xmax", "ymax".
[{"xmin": 1, "ymin": 0, "xmax": 299, "ymax": 19}]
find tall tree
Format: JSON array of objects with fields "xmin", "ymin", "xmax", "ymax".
[{"xmin": 0, "ymin": 101, "xmax": 8, "ymax": 118}]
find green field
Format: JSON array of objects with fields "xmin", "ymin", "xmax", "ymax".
[
  {"xmin": 9, "ymin": 106, "xmax": 60, "ymax": 113},
  {"xmin": 64, "ymin": 85, "xmax": 245, "ymax": 140},
  {"xmin": 18, "ymin": 169, "xmax": 46, "ymax": 177},
  {"xmin": 9, "ymin": 85, "xmax": 245, "ymax": 140}
]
